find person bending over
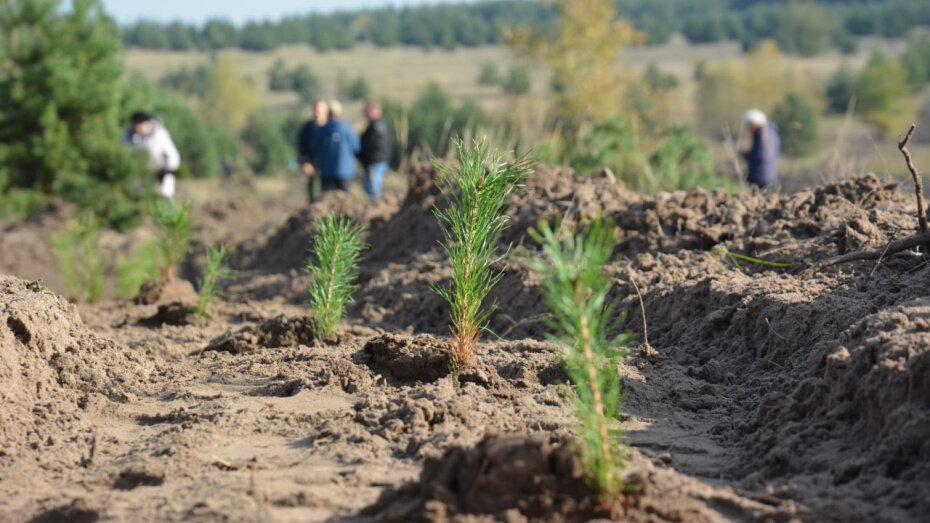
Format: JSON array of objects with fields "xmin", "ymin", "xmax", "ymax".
[{"xmin": 124, "ymin": 111, "xmax": 181, "ymax": 199}]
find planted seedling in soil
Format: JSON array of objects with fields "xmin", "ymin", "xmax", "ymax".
[
  {"xmin": 51, "ymin": 212, "xmax": 105, "ymax": 303},
  {"xmin": 529, "ymin": 218, "xmax": 630, "ymax": 505},
  {"xmin": 152, "ymin": 201, "xmax": 192, "ymax": 279},
  {"xmin": 432, "ymin": 138, "xmax": 532, "ymax": 368},
  {"xmin": 305, "ymin": 215, "xmax": 367, "ymax": 338},
  {"xmin": 196, "ymin": 244, "xmax": 233, "ymax": 317},
  {"xmin": 117, "ymin": 240, "xmax": 160, "ymax": 299}
]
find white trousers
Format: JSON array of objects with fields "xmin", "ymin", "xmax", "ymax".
[{"xmin": 158, "ymin": 173, "xmax": 176, "ymax": 198}]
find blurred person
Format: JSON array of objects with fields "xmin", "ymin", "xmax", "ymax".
[
  {"xmin": 308, "ymin": 99, "xmax": 360, "ymax": 193},
  {"xmin": 123, "ymin": 111, "xmax": 181, "ymax": 199},
  {"xmin": 741, "ymin": 109, "xmax": 780, "ymax": 188},
  {"xmin": 297, "ymin": 100, "xmax": 329, "ymax": 202},
  {"xmin": 358, "ymin": 101, "xmax": 391, "ymax": 201}
]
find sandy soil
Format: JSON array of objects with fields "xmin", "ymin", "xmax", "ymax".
[{"xmin": 1, "ymin": 166, "xmax": 928, "ymax": 522}]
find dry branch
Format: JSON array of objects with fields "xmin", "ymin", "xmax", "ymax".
[
  {"xmin": 811, "ymin": 123, "xmax": 928, "ymax": 274},
  {"xmin": 809, "ymin": 230, "xmax": 930, "ymax": 273},
  {"xmin": 898, "ymin": 124, "xmax": 926, "ymax": 234},
  {"xmin": 627, "ymin": 270, "xmax": 650, "ymax": 351}
]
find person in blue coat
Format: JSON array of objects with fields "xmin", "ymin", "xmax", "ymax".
[
  {"xmin": 741, "ymin": 109, "xmax": 780, "ymax": 189},
  {"xmin": 308, "ymin": 100, "xmax": 360, "ymax": 193}
]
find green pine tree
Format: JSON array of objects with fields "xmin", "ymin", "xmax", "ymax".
[{"xmin": 0, "ymin": 0, "xmax": 149, "ymax": 229}]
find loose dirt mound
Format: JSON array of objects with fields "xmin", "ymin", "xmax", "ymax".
[
  {"xmin": 204, "ymin": 314, "xmax": 315, "ymax": 353},
  {"xmin": 369, "ymin": 432, "xmax": 799, "ymax": 522},
  {"xmin": 134, "ymin": 277, "xmax": 199, "ymax": 305},
  {"xmin": 0, "ymin": 276, "xmax": 148, "ymax": 468},
  {"xmin": 3, "ymin": 163, "xmax": 930, "ymax": 521}
]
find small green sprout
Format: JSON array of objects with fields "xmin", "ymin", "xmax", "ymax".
[
  {"xmin": 432, "ymin": 138, "xmax": 532, "ymax": 367},
  {"xmin": 51, "ymin": 212, "xmax": 105, "ymax": 303},
  {"xmin": 529, "ymin": 217, "xmax": 630, "ymax": 504},
  {"xmin": 152, "ymin": 201, "xmax": 192, "ymax": 279},
  {"xmin": 196, "ymin": 244, "xmax": 233, "ymax": 317},
  {"xmin": 305, "ymin": 215, "xmax": 367, "ymax": 338}
]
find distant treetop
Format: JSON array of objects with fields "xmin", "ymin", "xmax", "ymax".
[{"xmin": 120, "ymin": 0, "xmax": 929, "ymax": 55}]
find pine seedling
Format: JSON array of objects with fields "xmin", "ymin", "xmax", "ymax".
[
  {"xmin": 51, "ymin": 212, "xmax": 105, "ymax": 303},
  {"xmin": 196, "ymin": 244, "xmax": 233, "ymax": 317},
  {"xmin": 117, "ymin": 240, "xmax": 160, "ymax": 299},
  {"xmin": 432, "ymin": 138, "xmax": 532, "ymax": 367},
  {"xmin": 528, "ymin": 218, "xmax": 630, "ymax": 504},
  {"xmin": 152, "ymin": 201, "xmax": 192, "ymax": 279},
  {"xmin": 305, "ymin": 215, "xmax": 367, "ymax": 338}
]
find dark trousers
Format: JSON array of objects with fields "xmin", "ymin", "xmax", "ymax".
[
  {"xmin": 307, "ymin": 175, "xmax": 322, "ymax": 203},
  {"xmin": 322, "ymin": 178, "xmax": 352, "ymax": 192}
]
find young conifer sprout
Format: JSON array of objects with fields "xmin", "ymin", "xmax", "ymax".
[
  {"xmin": 51, "ymin": 212, "xmax": 105, "ymax": 303},
  {"xmin": 432, "ymin": 138, "xmax": 532, "ymax": 368},
  {"xmin": 528, "ymin": 218, "xmax": 630, "ymax": 504},
  {"xmin": 152, "ymin": 201, "xmax": 192, "ymax": 279},
  {"xmin": 195, "ymin": 244, "xmax": 233, "ymax": 317},
  {"xmin": 305, "ymin": 215, "xmax": 367, "ymax": 338}
]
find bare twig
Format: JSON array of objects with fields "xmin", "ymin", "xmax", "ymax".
[
  {"xmin": 869, "ymin": 229, "xmax": 899, "ymax": 276},
  {"xmin": 627, "ymin": 270, "xmax": 650, "ymax": 351},
  {"xmin": 808, "ymin": 230, "xmax": 930, "ymax": 273},
  {"xmin": 898, "ymin": 124, "xmax": 926, "ymax": 234}
]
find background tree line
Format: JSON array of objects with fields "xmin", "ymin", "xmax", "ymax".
[{"xmin": 121, "ymin": 0, "xmax": 930, "ymax": 56}]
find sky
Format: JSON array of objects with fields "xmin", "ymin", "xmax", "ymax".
[{"xmin": 101, "ymin": 0, "xmax": 479, "ymax": 25}]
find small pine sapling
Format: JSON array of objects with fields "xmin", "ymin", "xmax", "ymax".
[
  {"xmin": 528, "ymin": 218, "xmax": 630, "ymax": 505},
  {"xmin": 51, "ymin": 212, "xmax": 105, "ymax": 303},
  {"xmin": 432, "ymin": 138, "xmax": 532, "ymax": 367},
  {"xmin": 152, "ymin": 201, "xmax": 192, "ymax": 279},
  {"xmin": 305, "ymin": 215, "xmax": 367, "ymax": 338},
  {"xmin": 117, "ymin": 240, "xmax": 160, "ymax": 299},
  {"xmin": 196, "ymin": 244, "xmax": 233, "ymax": 317}
]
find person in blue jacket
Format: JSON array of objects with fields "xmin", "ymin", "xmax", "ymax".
[
  {"xmin": 741, "ymin": 109, "xmax": 780, "ymax": 188},
  {"xmin": 308, "ymin": 100, "xmax": 360, "ymax": 193}
]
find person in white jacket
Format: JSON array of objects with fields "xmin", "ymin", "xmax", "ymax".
[{"xmin": 123, "ymin": 111, "xmax": 181, "ymax": 199}]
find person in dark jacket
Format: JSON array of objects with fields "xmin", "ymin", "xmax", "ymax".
[
  {"xmin": 297, "ymin": 100, "xmax": 329, "ymax": 202},
  {"xmin": 359, "ymin": 102, "xmax": 392, "ymax": 201},
  {"xmin": 741, "ymin": 109, "xmax": 780, "ymax": 188},
  {"xmin": 308, "ymin": 100, "xmax": 360, "ymax": 193}
]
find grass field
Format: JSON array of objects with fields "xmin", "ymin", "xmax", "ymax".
[{"xmin": 123, "ymin": 35, "xmax": 929, "ymax": 185}]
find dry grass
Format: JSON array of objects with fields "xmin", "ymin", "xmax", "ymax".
[{"xmin": 124, "ymin": 35, "xmax": 928, "ymax": 183}]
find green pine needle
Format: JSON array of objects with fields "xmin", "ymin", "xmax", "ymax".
[
  {"xmin": 432, "ymin": 138, "xmax": 533, "ymax": 367},
  {"xmin": 152, "ymin": 201, "xmax": 192, "ymax": 279},
  {"xmin": 51, "ymin": 211, "xmax": 105, "ymax": 303},
  {"xmin": 305, "ymin": 215, "xmax": 367, "ymax": 338},
  {"xmin": 196, "ymin": 244, "xmax": 233, "ymax": 317},
  {"xmin": 528, "ymin": 218, "xmax": 630, "ymax": 504}
]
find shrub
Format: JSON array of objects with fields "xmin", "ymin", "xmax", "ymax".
[
  {"xmin": 772, "ymin": 92, "xmax": 819, "ymax": 157},
  {"xmin": 854, "ymin": 53, "xmax": 911, "ymax": 136},
  {"xmin": 241, "ymin": 112, "xmax": 292, "ymax": 175},
  {"xmin": 901, "ymin": 34, "xmax": 930, "ymax": 92},
  {"xmin": 305, "ymin": 216, "xmax": 367, "ymax": 338},
  {"xmin": 477, "ymin": 62, "xmax": 501, "ymax": 85},
  {"xmin": 408, "ymin": 83, "xmax": 486, "ymax": 157},
  {"xmin": 342, "ymin": 76, "xmax": 371, "ymax": 101},
  {"xmin": 528, "ymin": 218, "xmax": 629, "ymax": 503},
  {"xmin": 432, "ymin": 139, "xmax": 532, "ymax": 367},
  {"xmin": 571, "ymin": 118, "xmax": 731, "ymax": 193},
  {"xmin": 152, "ymin": 201, "xmax": 192, "ymax": 279},
  {"xmin": 826, "ymin": 65, "xmax": 856, "ymax": 114},
  {"xmin": 52, "ymin": 212, "xmax": 105, "ymax": 303},
  {"xmin": 502, "ymin": 65, "xmax": 531, "ymax": 95},
  {"xmin": 269, "ymin": 60, "xmax": 321, "ymax": 102},
  {"xmin": 196, "ymin": 244, "xmax": 233, "ymax": 317}
]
